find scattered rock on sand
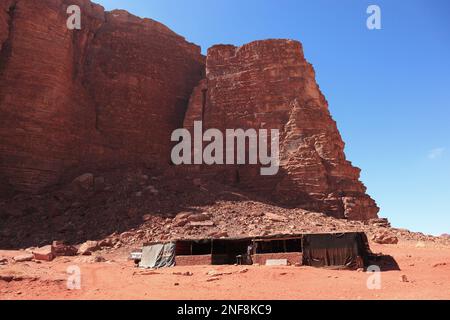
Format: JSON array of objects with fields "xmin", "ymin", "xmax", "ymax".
[
  {"xmin": 75, "ymin": 255, "xmax": 106, "ymax": 264},
  {"xmin": 77, "ymin": 241, "xmax": 100, "ymax": 255},
  {"xmin": 173, "ymin": 219, "xmax": 189, "ymax": 227},
  {"xmin": 187, "ymin": 213, "xmax": 211, "ymax": 223},
  {"xmin": 190, "ymin": 221, "xmax": 215, "ymax": 227},
  {"xmin": 372, "ymin": 232, "xmax": 399, "ymax": 245},
  {"xmin": 134, "ymin": 271, "xmax": 160, "ymax": 276},
  {"xmin": 400, "ymin": 275, "xmax": 409, "ymax": 283},
  {"xmin": 98, "ymin": 238, "xmax": 115, "ymax": 248},
  {"xmin": 32, "ymin": 245, "xmax": 54, "ymax": 261},
  {"xmin": 207, "ymin": 270, "xmax": 232, "ymax": 277},
  {"xmin": 208, "ymin": 231, "xmax": 229, "ymax": 238},
  {"xmin": 119, "ymin": 232, "xmax": 135, "ymax": 241},
  {"xmin": 432, "ymin": 262, "xmax": 447, "ymax": 268},
  {"xmin": 264, "ymin": 212, "xmax": 287, "ymax": 222},
  {"xmin": 13, "ymin": 254, "xmax": 34, "ymax": 263},
  {"xmin": 174, "ymin": 212, "xmax": 193, "ymax": 220},
  {"xmin": 92, "ymin": 255, "xmax": 107, "ymax": 263},
  {"xmin": 52, "ymin": 241, "xmax": 78, "ymax": 257},
  {"xmin": 0, "ymin": 275, "xmax": 14, "ymax": 282},
  {"xmin": 173, "ymin": 272, "xmax": 193, "ymax": 276},
  {"xmin": 206, "ymin": 277, "xmax": 221, "ymax": 282}
]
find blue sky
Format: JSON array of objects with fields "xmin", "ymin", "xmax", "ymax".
[{"xmin": 95, "ymin": 0, "xmax": 450, "ymax": 235}]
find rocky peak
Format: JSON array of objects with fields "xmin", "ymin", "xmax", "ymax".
[
  {"xmin": 184, "ymin": 39, "xmax": 379, "ymax": 220},
  {"xmin": 0, "ymin": 0, "xmax": 378, "ymax": 221}
]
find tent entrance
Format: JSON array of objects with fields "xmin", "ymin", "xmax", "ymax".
[
  {"xmin": 302, "ymin": 233, "xmax": 366, "ymax": 269},
  {"xmin": 212, "ymin": 239, "xmax": 252, "ymax": 265}
]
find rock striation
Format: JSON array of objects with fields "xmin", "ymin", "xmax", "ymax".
[
  {"xmin": 184, "ymin": 40, "xmax": 379, "ymax": 220},
  {"xmin": 0, "ymin": 0, "xmax": 204, "ymax": 193},
  {"xmin": 0, "ymin": 0, "xmax": 378, "ymax": 221}
]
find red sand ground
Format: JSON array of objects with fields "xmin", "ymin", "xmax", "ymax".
[{"xmin": 1, "ymin": 241, "xmax": 449, "ymax": 300}]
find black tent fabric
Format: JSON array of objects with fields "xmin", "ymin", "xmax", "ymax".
[{"xmin": 302, "ymin": 233, "xmax": 367, "ymax": 269}]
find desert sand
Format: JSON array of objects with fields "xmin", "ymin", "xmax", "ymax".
[{"xmin": 1, "ymin": 241, "xmax": 449, "ymax": 300}]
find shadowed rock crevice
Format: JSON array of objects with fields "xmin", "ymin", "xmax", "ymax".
[{"xmin": 0, "ymin": 1, "xmax": 16, "ymax": 76}]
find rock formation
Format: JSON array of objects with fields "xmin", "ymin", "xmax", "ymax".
[
  {"xmin": 184, "ymin": 40, "xmax": 379, "ymax": 220},
  {"xmin": 0, "ymin": 0, "xmax": 204, "ymax": 193},
  {"xmin": 0, "ymin": 0, "xmax": 378, "ymax": 221}
]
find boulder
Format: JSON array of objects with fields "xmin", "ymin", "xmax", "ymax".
[
  {"xmin": 32, "ymin": 245, "xmax": 54, "ymax": 261},
  {"xmin": 175, "ymin": 212, "xmax": 194, "ymax": 221},
  {"xmin": 372, "ymin": 232, "xmax": 399, "ymax": 245},
  {"xmin": 173, "ymin": 219, "xmax": 189, "ymax": 227},
  {"xmin": 75, "ymin": 255, "xmax": 107, "ymax": 264},
  {"xmin": 0, "ymin": 275, "xmax": 14, "ymax": 282},
  {"xmin": 208, "ymin": 231, "xmax": 229, "ymax": 238},
  {"xmin": 187, "ymin": 213, "xmax": 211, "ymax": 222},
  {"xmin": 264, "ymin": 212, "xmax": 288, "ymax": 222},
  {"xmin": 190, "ymin": 221, "xmax": 215, "ymax": 227},
  {"xmin": 52, "ymin": 241, "xmax": 78, "ymax": 257},
  {"xmin": 13, "ymin": 254, "xmax": 34, "ymax": 263},
  {"xmin": 98, "ymin": 238, "xmax": 115, "ymax": 248},
  {"xmin": 77, "ymin": 241, "xmax": 100, "ymax": 256}
]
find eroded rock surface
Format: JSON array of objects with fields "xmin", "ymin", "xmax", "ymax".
[
  {"xmin": 0, "ymin": 0, "xmax": 204, "ymax": 193},
  {"xmin": 1, "ymin": 0, "xmax": 377, "ymax": 222},
  {"xmin": 184, "ymin": 40, "xmax": 379, "ymax": 220}
]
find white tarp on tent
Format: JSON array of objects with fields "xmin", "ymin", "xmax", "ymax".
[{"xmin": 139, "ymin": 242, "xmax": 176, "ymax": 269}]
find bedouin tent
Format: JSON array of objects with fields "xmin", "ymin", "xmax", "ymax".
[
  {"xmin": 139, "ymin": 242, "xmax": 176, "ymax": 269},
  {"xmin": 302, "ymin": 233, "xmax": 368, "ymax": 269}
]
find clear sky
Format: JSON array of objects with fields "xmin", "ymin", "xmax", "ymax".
[{"xmin": 94, "ymin": 0, "xmax": 450, "ymax": 235}]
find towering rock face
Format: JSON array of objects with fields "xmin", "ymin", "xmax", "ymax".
[
  {"xmin": 0, "ymin": 1, "xmax": 377, "ymax": 221},
  {"xmin": 0, "ymin": 0, "xmax": 204, "ymax": 193},
  {"xmin": 184, "ymin": 40, "xmax": 379, "ymax": 220}
]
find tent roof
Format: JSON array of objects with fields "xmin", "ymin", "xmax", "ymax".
[{"xmin": 143, "ymin": 231, "xmax": 367, "ymax": 246}]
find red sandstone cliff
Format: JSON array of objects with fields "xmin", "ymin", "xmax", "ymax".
[
  {"xmin": 0, "ymin": 0, "xmax": 204, "ymax": 193},
  {"xmin": 0, "ymin": 0, "xmax": 378, "ymax": 221},
  {"xmin": 184, "ymin": 40, "xmax": 379, "ymax": 220}
]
